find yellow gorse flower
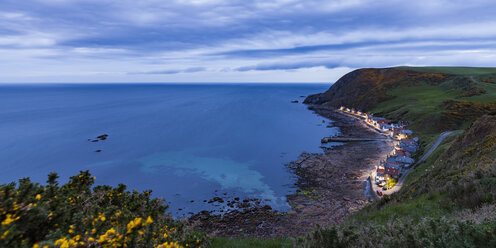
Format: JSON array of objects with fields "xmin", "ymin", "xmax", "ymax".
[
  {"xmin": 1, "ymin": 230, "xmax": 9, "ymax": 239},
  {"xmin": 155, "ymin": 241, "xmax": 183, "ymax": 248},
  {"xmin": 35, "ymin": 194, "xmax": 41, "ymax": 200},
  {"xmin": 97, "ymin": 227, "xmax": 123, "ymax": 246},
  {"xmin": 1, "ymin": 214, "xmax": 20, "ymax": 225},
  {"xmin": 145, "ymin": 216, "xmax": 153, "ymax": 225},
  {"xmin": 126, "ymin": 217, "xmax": 142, "ymax": 233},
  {"xmin": 55, "ymin": 237, "xmax": 69, "ymax": 248}
]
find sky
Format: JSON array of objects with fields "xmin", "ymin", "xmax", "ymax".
[{"xmin": 1, "ymin": 0, "xmax": 496, "ymax": 83}]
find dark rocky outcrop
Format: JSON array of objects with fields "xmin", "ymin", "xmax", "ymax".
[{"xmin": 97, "ymin": 134, "xmax": 109, "ymax": 140}]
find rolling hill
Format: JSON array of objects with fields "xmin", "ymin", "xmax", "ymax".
[{"xmin": 302, "ymin": 67, "xmax": 496, "ymax": 247}]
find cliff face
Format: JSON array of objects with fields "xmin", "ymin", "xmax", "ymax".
[{"xmin": 304, "ymin": 68, "xmax": 448, "ymax": 111}]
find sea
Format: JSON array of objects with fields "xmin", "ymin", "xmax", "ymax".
[{"xmin": 0, "ymin": 83, "xmax": 340, "ymax": 216}]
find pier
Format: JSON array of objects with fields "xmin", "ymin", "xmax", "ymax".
[{"xmin": 321, "ymin": 137, "xmax": 389, "ymax": 143}]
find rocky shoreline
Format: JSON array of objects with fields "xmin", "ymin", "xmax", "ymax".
[{"xmin": 188, "ymin": 106, "xmax": 394, "ymax": 237}]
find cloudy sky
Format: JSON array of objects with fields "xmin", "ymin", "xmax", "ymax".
[{"xmin": 1, "ymin": 0, "xmax": 496, "ymax": 83}]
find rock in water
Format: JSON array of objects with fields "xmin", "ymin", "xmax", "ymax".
[{"xmin": 97, "ymin": 134, "xmax": 109, "ymax": 140}]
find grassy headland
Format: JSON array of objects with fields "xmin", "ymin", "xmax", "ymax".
[{"xmin": 305, "ymin": 66, "xmax": 496, "ymax": 144}]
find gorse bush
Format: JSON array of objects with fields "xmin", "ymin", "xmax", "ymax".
[{"xmin": 0, "ymin": 171, "xmax": 208, "ymax": 248}]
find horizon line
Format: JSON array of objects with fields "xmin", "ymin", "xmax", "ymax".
[{"xmin": 0, "ymin": 82, "xmax": 333, "ymax": 85}]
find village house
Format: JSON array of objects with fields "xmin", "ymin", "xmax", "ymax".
[
  {"xmin": 376, "ymin": 165, "xmax": 385, "ymax": 174},
  {"xmin": 366, "ymin": 116, "xmax": 383, "ymax": 126},
  {"xmin": 392, "ymin": 127, "xmax": 405, "ymax": 139},
  {"xmin": 397, "ymin": 143, "xmax": 417, "ymax": 153},
  {"xmin": 339, "ymin": 106, "xmax": 345, "ymax": 111},
  {"xmin": 375, "ymin": 162, "xmax": 385, "ymax": 181},
  {"xmin": 395, "ymin": 156, "xmax": 415, "ymax": 165},
  {"xmin": 398, "ymin": 120, "xmax": 409, "ymax": 127},
  {"xmin": 395, "ymin": 149, "xmax": 412, "ymax": 157},
  {"xmin": 374, "ymin": 119, "xmax": 391, "ymax": 129},
  {"xmin": 383, "ymin": 162, "xmax": 400, "ymax": 178},
  {"xmin": 380, "ymin": 123, "xmax": 392, "ymax": 131},
  {"xmin": 400, "ymin": 139, "xmax": 417, "ymax": 147},
  {"xmin": 371, "ymin": 117, "xmax": 387, "ymax": 123},
  {"xmin": 376, "ymin": 172, "xmax": 385, "ymax": 181},
  {"xmin": 387, "ymin": 155, "xmax": 415, "ymax": 167}
]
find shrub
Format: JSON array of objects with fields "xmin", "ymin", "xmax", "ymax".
[{"xmin": 0, "ymin": 171, "xmax": 208, "ymax": 248}]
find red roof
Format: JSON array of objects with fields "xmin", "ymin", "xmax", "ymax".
[
  {"xmin": 377, "ymin": 120, "xmax": 391, "ymax": 124},
  {"xmin": 383, "ymin": 161, "xmax": 399, "ymax": 166},
  {"xmin": 385, "ymin": 167, "xmax": 399, "ymax": 176}
]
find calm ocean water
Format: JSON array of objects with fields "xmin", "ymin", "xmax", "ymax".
[{"xmin": 0, "ymin": 83, "xmax": 338, "ymax": 216}]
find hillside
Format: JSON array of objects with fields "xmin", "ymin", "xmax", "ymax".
[
  {"xmin": 302, "ymin": 67, "xmax": 496, "ymax": 247},
  {"xmin": 298, "ymin": 114, "xmax": 496, "ymax": 247},
  {"xmin": 305, "ymin": 67, "xmax": 496, "ymax": 143}
]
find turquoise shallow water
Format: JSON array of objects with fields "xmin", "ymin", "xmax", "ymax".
[{"xmin": 0, "ymin": 83, "xmax": 338, "ymax": 216}]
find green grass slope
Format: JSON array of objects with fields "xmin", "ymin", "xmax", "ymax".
[{"xmin": 395, "ymin": 66, "xmax": 496, "ymax": 75}]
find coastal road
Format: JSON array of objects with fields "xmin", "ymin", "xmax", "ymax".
[
  {"xmin": 383, "ymin": 131, "xmax": 455, "ymax": 195},
  {"xmin": 414, "ymin": 131, "xmax": 455, "ymax": 167}
]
